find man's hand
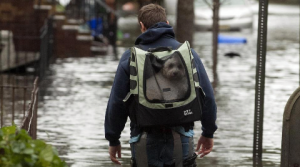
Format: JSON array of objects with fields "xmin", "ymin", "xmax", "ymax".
[
  {"xmin": 109, "ymin": 145, "xmax": 121, "ymax": 165},
  {"xmin": 195, "ymin": 135, "xmax": 214, "ymax": 158}
]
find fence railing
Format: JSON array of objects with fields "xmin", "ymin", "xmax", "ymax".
[
  {"xmin": 21, "ymin": 77, "xmax": 39, "ymax": 139},
  {"xmin": 0, "ymin": 18, "xmax": 53, "ymax": 80},
  {"xmin": 39, "ymin": 18, "xmax": 54, "ymax": 80},
  {"xmin": 0, "ymin": 77, "xmax": 39, "ymax": 139},
  {"xmin": 0, "ymin": 25, "xmax": 41, "ymax": 72}
]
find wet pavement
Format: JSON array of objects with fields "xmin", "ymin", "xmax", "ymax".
[{"xmin": 36, "ymin": 7, "xmax": 299, "ymax": 167}]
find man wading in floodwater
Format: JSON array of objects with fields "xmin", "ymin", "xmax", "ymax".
[{"xmin": 105, "ymin": 4, "xmax": 217, "ymax": 167}]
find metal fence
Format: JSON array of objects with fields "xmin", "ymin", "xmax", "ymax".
[
  {"xmin": 0, "ymin": 76, "xmax": 39, "ymax": 139},
  {"xmin": 0, "ymin": 25, "xmax": 40, "ymax": 73},
  {"xmin": 0, "ymin": 18, "xmax": 53, "ymax": 80},
  {"xmin": 39, "ymin": 18, "xmax": 54, "ymax": 80},
  {"xmin": 20, "ymin": 77, "xmax": 39, "ymax": 139}
]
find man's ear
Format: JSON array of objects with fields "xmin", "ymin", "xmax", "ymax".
[
  {"xmin": 166, "ymin": 20, "xmax": 169, "ymax": 25},
  {"xmin": 140, "ymin": 22, "xmax": 147, "ymax": 33}
]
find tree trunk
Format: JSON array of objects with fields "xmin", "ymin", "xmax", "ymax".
[
  {"xmin": 176, "ymin": 0, "xmax": 194, "ymax": 47},
  {"xmin": 212, "ymin": 0, "xmax": 220, "ymax": 88}
]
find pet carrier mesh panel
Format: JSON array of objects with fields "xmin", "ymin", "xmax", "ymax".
[
  {"xmin": 124, "ymin": 41, "xmax": 205, "ymax": 127},
  {"xmin": 144, "ymin": 51, "xmax": 190, "ymax": 102}
]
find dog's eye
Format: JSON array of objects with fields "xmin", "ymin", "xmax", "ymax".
[
  {"xmin": 178, "ymin": 65, "xmax": 183, "ymax": 69},
  {"xmin": 169, "ymin": 63, "xmax": 174, "ymax": 68}
]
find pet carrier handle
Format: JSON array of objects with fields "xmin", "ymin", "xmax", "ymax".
[{"xmin": 148, "ymin": 46, "xmax": 172, "ymax": 52}]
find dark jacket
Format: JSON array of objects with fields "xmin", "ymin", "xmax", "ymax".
[{"xmin": 105, "ymin": 22, "xmax": 217, "ymax": 146}]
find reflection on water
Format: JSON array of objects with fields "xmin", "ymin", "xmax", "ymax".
[{"xmin": 36, "ymin": 14, "xmax": 299, "ymax": 167}]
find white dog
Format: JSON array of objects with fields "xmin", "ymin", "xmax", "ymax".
[{"xmin": 146, "ymin": 55, "xmax": 188, "ymax": 101}]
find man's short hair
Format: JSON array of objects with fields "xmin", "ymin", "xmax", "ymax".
[{"xmin": 138, "ymin": 4, "xmax": 167, "ymax": 29}]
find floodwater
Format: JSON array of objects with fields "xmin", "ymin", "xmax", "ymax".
[{"xmin": 36, "ymin": 10, "xmax": 299, "ymax": 167}]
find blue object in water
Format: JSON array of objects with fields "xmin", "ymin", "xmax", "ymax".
[{"xmin": 218, "ymin": 35, "xmax": 247, "ymax": 44}]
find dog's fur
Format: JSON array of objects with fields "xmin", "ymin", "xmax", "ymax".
[{"xmin": 146, "ymin": 55, "xmax": 188, "ymax": 101}]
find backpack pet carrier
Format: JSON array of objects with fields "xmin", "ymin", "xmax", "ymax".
[{"xmin": 124, "ymin": 41, "xmax": 205, "ymax": 127}]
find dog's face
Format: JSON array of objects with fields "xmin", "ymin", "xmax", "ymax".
[{"xmin": 161, "ymin": 55, "xmax": 186, "ymax": 80}]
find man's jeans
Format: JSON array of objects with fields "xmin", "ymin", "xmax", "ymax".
[{"xmin": 130, "ymin": 130, "xmax": 195, "ymax": 167}]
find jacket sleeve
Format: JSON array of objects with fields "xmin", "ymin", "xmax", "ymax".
[
  {"xmin": 105, "ymin": 50, "xmax": 131, "ymax": 146},
  {"xmin": 191, "ymin": 49, "xmax": 218, "ymax": 138}
]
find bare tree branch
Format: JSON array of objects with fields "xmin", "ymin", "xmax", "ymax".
[
  {"xmin": 220, "ymin": 0, "xmax": 227, "ymax": 6},
  {"xmin": 203, "ymin": 0, "xmax": 213, "ymax": 9}
]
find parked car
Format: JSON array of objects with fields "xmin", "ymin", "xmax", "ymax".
[
  {"xmin": 194, "ymin": 0, "xmax": 254, "ymax": 31},
  {"xmin": 164, "ymin": 0, "xmax": 254, "ymax": 31}
]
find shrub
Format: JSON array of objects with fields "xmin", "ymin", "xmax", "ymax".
[{"xmin": 0, "ymin": 125, "xmax": 67, "ymax": 167}]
